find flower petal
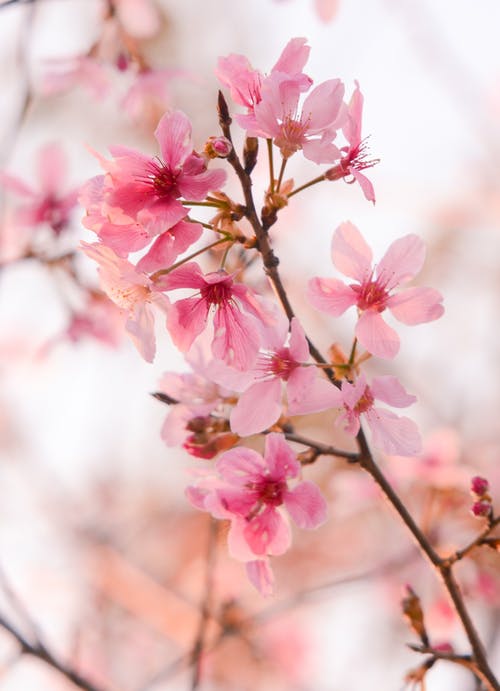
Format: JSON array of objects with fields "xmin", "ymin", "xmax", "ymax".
[
  {"xmin": 376, "ymin": 234, "xmax": 425, "ymax": 291},
  {"xmin": 370, "ymin": 376, "xmax": 416, "ymax": 408},
  {"xmin": 230, "ymin": 379, "xmax": 283, "ymax": 436},
  {"xmin": 366, "ymin": 408, "xmax": 422, "ymax": 456},
  {"xmin": 355, "ymin": 310, "xmax": 400, "ymax": 359},
  {"xmin": 246, "ymin": 559, "xmax": 274, "ymax": 597},
  {"xmin": 387, "ymin": 287, "xmax": 444, "ymax": 325},
  {"xmin": 264, "ymin": 433, "xmax": 300, "ymax": 480},
  {"xmin": 331, "ymin": 221, "xmax": 373, "ymax": 282},
  {"xmin": 284, "ymin": 481, "xmax": 328, "ymax": 529},
  {"xmin": 307, "ymin": 277, "xmax": 357, "ymax": 315}
]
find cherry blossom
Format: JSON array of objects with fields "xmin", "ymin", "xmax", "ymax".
[
  {"xmin": 216, "ymin": 37, "xmax": 312, "ymax": 118},
  {"xmin": 83, "ymin": 110, "xmax": 226, "ymax": 246},
  {"xmin": 216, "ymin": 316, "xmax": 342, "ymax": 436},
  {"xmin": 242, "ymin": 73, "xmax": 345, "ymax": 163},
  {"xmin": 41, "ymin": 56, "xmax": 110, "ymax": 99},
  {"xmin": 308, "ymin": 222, "xmax": 444, "ymax": 358},
  {"xmin": 81, "ymin": 242, "xmax": 168, "ymax": 362},
  {"xmin": 161, "ymin": 262, "xmax": 274, "ymax": 371},
  {"xmin": 0, "ymin": 143, "xmax": 79, "ymax": 236},
  {"xmin": 186, "ymin": 433, "xmax": 328, "ymax": 592},
  {"xmin": 325, "ymin": 82, "xmax": 379, "ymax": 202},
  {"xmin": 339, "ymin": 374, "xmax": 422, "ymax": 455}
]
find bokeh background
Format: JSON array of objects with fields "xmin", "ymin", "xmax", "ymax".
[{"xmin": 0, "ymin": 0, "xmax": 499, "ymax": 689}]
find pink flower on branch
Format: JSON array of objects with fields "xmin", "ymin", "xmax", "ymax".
[
  {"xmin": 308, "ymin": 222, "xmax": 444, "ymax": 359},
  {"xmin": 0, "ymin": 143, "xmax": 79, "ymax": 236},
  {"xmin": 339, "ymin": 374, "xmax": 421, "ymax": 456},
  {"xmin": 218, "ymin": 316, "xmax": 342, "ymax": 436},
  {"xmin": 325, "ymin": 81, "xmax": 379, "ymax": 203},
  {"xmin": 243, "ymin": 73, "xmax": 346, "ymax": 163},
  {"xmin": 81, "ymin": 242, "xmax": 168, "ymax": 362},
  {"xmin": 187, "ymin": 433, "xmax": 327, "ymax": 593},
  {"xmin": 161, "ymin": 262, "xmax": 274, "ymax": 371},
  {"xmin": 216, "ymin": 37, "xmax": 312, "ymax": 116},
  {"xmin": 83, "ymin": 110, "xmax": 226, "ymax": 249}
]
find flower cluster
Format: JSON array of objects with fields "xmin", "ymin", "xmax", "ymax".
[{"xmin": 79, "ymin": 37, "xmax": 445, "ymax": 594}]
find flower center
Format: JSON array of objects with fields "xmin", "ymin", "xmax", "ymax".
[
  {"xmin": 252, "ymin": 478, "xmax": 287, "ymax": 507},
  {"xmin": 109, "ymin": 283, "xmax": 150, "ymax": 311},
  {"xmin": 275, "ymin": 115, "xmax": 309, "ymax": 158},
  {"xmin": 200, "ymin": 278, "xmax": 233, "ymax": 306},
  {"xmin": 353, "ymin": 278, "xmax": 389, "ymax": 312},
  {"xmin": 152, "ymin": 165, "xmax": 180, "ymax": 198},
  {"xmin": 353, "ymin": 385, "xmax": 374, "ymax": 414}
]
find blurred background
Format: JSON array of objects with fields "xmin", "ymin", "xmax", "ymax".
[{"xmin": 0, "ymin": 0, "xmax": 499, "ymax": 689}]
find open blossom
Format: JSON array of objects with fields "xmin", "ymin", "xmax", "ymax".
[
  {"xmin": 83, "ymin": 110, "xmax": 226, "ymax": 250},
  {"xmin": 242, "ymin": 73, "xmax": 345, "ymax": 163},
  {"xmin": 216, "ymin": 37, "xmax": 312, "ymax": 118},
  {"xmin": 161, "ymin": 262, "xmax": 274, "ymax": 370},
  {"xmin": 0, "ymin": 143, "xmax": 79, "ymax": 236},
  {"xmin": 82, "ymin": 242, "xmax": 168, "ymax": 362},
  {"xmin": 216, "ymin": 316, "xmax": 341, "ymax": 436},
  {"xmin": 187, "ymin": 433, "xmax": 327, "ymax": 593},
  {"xmin": 308, "ymin": 222, "xmax": 444, "ymax": 359},
  {"xmin": 325, "ymin": 82, "xmax": 379, "ymax": 203},
  {"xmin": 40, "ymin": 56, "xmax": 110, "ymax": 99},
  {"xmin": 339, "ymin": 374, "xmax": 421, "ymax": 455}
]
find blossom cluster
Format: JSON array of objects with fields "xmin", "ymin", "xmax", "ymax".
[{"xmin": 77, "ymin": 37, "xmax": 444, "ymax": 594}]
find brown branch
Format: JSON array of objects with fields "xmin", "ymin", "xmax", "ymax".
[
  {"xmin": 443, "ymin": 515, "xmax": 500, "ymax": 566},
  {"xmin": 408, "ymin": 643, "xmax": 494, "ymax": 688},
  {"xmin": 283, "ymin": 431, "xmax": 359, "ymax": 462}
]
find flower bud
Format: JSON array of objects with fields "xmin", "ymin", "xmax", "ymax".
[
  {"xmin": 470, "ymin": 475, "xmax": 489, "ymax": 497},
  {"xmin": 401, "ymin": 585, "xmax": 428, "ymax": 645},
  {"xmin": 471, "ymin": 500, "xmax": 492, "ymax": 518},
  {"xmin": 204, "ymin": 136, "xmax": 232, "ymax": 159}
]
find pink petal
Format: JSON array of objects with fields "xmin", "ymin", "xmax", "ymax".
[
  {"xmin": 352, "ymin": 169, "xmax": 375, "ymax": 204},
  {"xmin": 158, "ymin": 261, "xmax": 205, "ymax": 291},
  {"xmin": 38, "ymin": 143, "xmax": 67, "ymax": 196},
  {"xmin": 366, "ymin": 408, "xmax": 422, "ymax": 456},
  {"xmin": 228, "ymin": 517, "xmax": 260, "ymax": 561},
  {"xmin": 314, "ymin": 0, "xmax": 340, "ymax": 22},
  {"xmin": 387, "ymin": 287, "xmax": 444, "ymax": 325},
  {"xmin": 246, "ymin": 560, "xmax": 274, "ymax": 597},
  {"xmin": 154, "ymin": 110, "xmax": 192, "ymax": 169},
  {"xmin": 355, "ymin": 311, "xmax": 400, "ymax": 359},
  {"xmin": 216, "ymin": 446, "xmax": 265, "ymax": 486},
  {"xmin": 340, "ymin": 375, "xmax": 367, "ymax": 411},
  {"xmin": 125, "ymin": 304, "xmax": 156, "ymax": 362},
  {"xmin": 331, "ymin": 221, "xmax": 372, "ymax": 282},
  {"xmin": 167, "ymin": 297, "xmax": 208, "ymax": 352},
  {"xmin": 343, "ymin": 82, "xmax": 363, "ymax": 147},
  {"xmin": 307, "ymin": 277, "xmax": 357, "ymax": 316},
  {"xmin": 288, "ymin": 317, "xmax": 309, "ymax": 361},
  {"xmin": 264, "ymin": 433, "xmax": 300, "ymax": 480},
  {"xmin": 272, "ymin": 37, "xmax": 310, "ymax": 74},
  {"xmin": 230, "ymin": 379, "xmax": 283, "ymax": 436},
  {"xmin": 0, "ymin": 172, "xmax": 35, "ymax": 197},
  {"xmin": 302, "ymin": 138, "xmax": 341, "ymax": 164},
  {"xmin": 212, "ymin": 306, "xmax": 260, "ymax": 371},
  {"xmin": 303, "ymin": 79, "xmax": 344, "ymax": 131},
  {"xmin": 287, "ymin": 366, "xmax": 342, "ymax": 415},
  {"xmin": 370, "ymin": 376, "xmax": 416, "ymax": 408},
  {"xmin": 116, "ymin": 0, "xmax": 161, "ymax": 39},
  {"xmin": 376, "ymin": 234, "xmax": 426, "ymax": 291},
  {"xmin": 178, "ymin": 167, "xmax": 226, "ymax": 200},
  {"xmin": 243, "ymin": 507, "xmax": 291, "ymax": 556},
  {"xmin": 98, "ymin": 220, "xmax": 152, "ymax": 256},
  {"xmin": 284, "ymin": 481, "xmax": 328, "ymax": 529}
]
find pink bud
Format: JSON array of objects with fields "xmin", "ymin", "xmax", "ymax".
[
  {"xmin": 433, "ymin": 641, "xmax": 454, "ymax": 654},
  {"xmin": 471, "ymin": 500, "xmax": 492, "ymax": 518},
  {"xmin": 470, "ymin": 475, "xmax": 489, "ymax": 497},
  {"xmin": 204, "ymin": 136, "xmax": 232, "ymax": 159}
]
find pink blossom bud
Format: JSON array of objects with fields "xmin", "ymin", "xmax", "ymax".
[
  {"xmin": 433, "ymin": 641, "xmax": 454, "ymax": 654},
  {"xmin": 116, "ymin": 53, "xmax": 129, "ymax": 71},
  {"xmin": 204, "ymin": 136, "xmax": 232, "ymax": 159},
  {"xmin": 471, "ymin": 500, "xmax": 492, "ymax": 518},
  {"xmin": 470, "ymin": 475, "xmax": 489, "ymax": 497}
]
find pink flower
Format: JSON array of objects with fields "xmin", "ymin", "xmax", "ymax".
[
  {"xmin": 243, "ymin": 73, "xmax": 345, "ymax": 163},
  {"xmin": 40, "ymin": 56, "xmax": 110, "ymax": 99},
  {"xmin": 339, "ymin": 374, "xmax": 421, "ymax": 455},
  {"xmin": 112, "ymin": 0, "xmax": 161, "ymax": 40},
  {"xmin": 161, "ymin": 262, "xmax": 273, "ymax": 371},
  {"xmin": 0, "ymin": 143, "xmax": 79, "ymax": 235},
  {"xmin": 219, "ymin": 316, "xmax": 341, "ymax": 436},
  {"xmin": 121, "ymin": 68, "xmax": 188, "ymax": 129},
  {"xmin": 308, "ymin": 222, "xmax": 444, "ymax": 359},
  {"xmin": 84, "ymin": 110, "xmax": 226, "ymax": 246},
  {"xmin": 216, "ymin": 37, "xmax": 312, "ymax": 115},
  {"xmin": 187, "ymin": 433, "xmax": 327, "ymax": 572},
  {"xmin": 81, "ymin": 242, "xmax": 169, "ymax": 362},
  {"xmin": 325, "ymin": 82, "xmax": 379, "ymax": 203}
]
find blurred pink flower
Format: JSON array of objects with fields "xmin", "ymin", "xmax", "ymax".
[
  {"xmin": 339, "ymin": 374, "xmax": 422, "ymax": 455},
  {"xmin": 0, "ymin": 143, "xmax": 79, "ymax": 236},
  {"xmin": 82, "ymin": 242, "xmax": 168, "ymax": 361},
  {"xmin": 41, "ymin": 56, "xmax": 110, "ymax": 99},
  {"xmin": 112, "ymin": 0, "xmax": 162, "ymax": 39},
  {"xmin": 308, "ymin": 222, "xmax": 444, "ymax": 358}
]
